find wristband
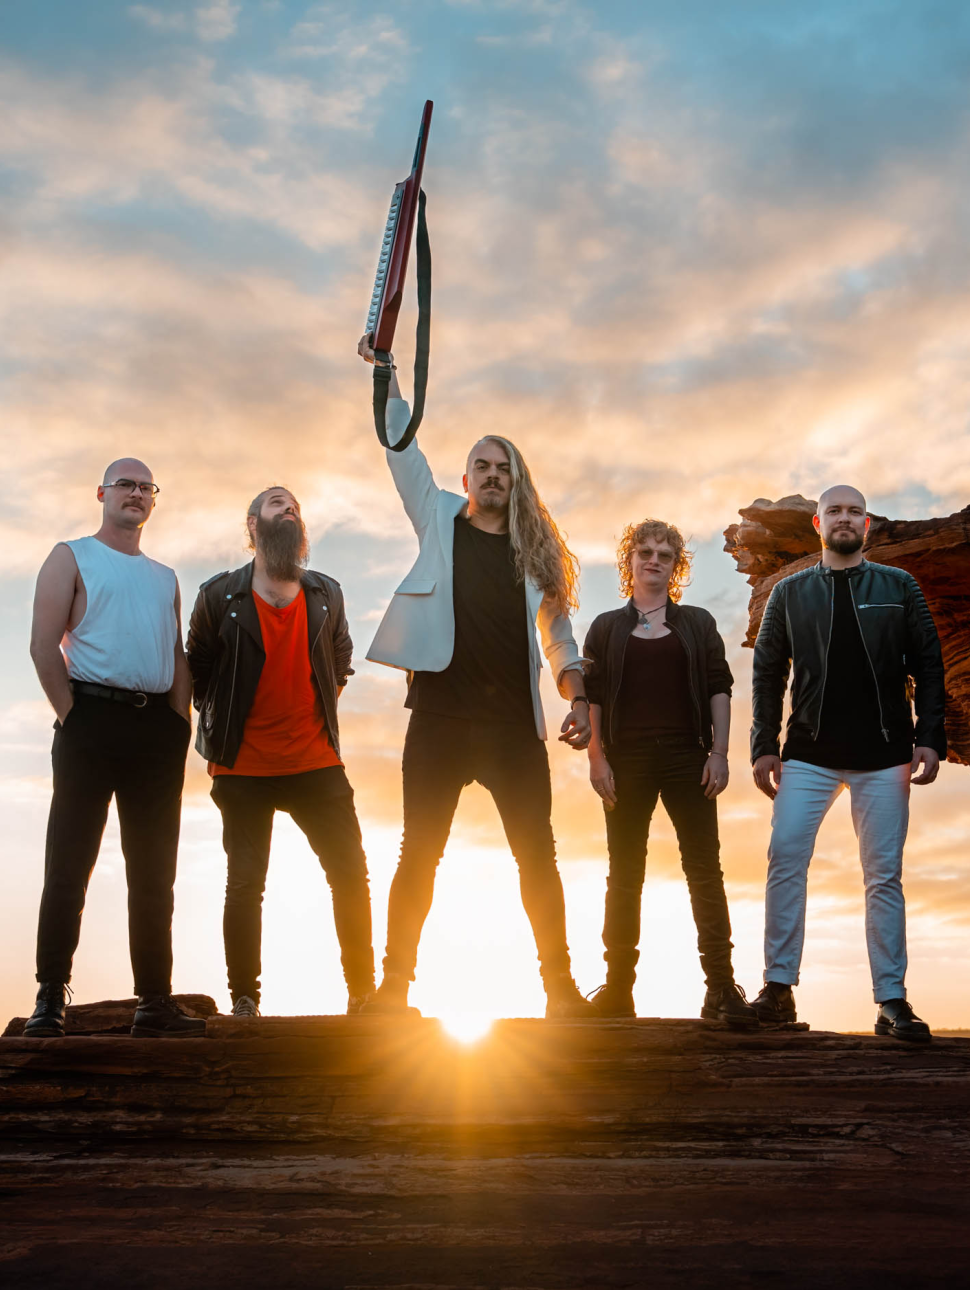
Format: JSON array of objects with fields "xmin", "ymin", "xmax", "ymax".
[{"xmin": 570, "ymin": 696, "xmax": 590, "ymax": 708}]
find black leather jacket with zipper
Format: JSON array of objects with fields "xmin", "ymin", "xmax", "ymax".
[
  {"xmin": 583, "ymin": 598, "xmax": 733, "ymax": 753},
  {"xmin": 750, "ymin": 559, "xmax": 946, "ymax": 764},
  {"xmin": 186, "ymin": 562, "xmax": 354, "ymax": 769}
]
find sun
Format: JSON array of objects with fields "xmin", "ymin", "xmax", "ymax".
[{"xmin": 437, "ymin": 1009, "xmax": 494, "ymax": 1044}]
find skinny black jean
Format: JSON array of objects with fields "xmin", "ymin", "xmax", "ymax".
[
  {"xmin": 603, "ymin": 734, "xmax": 734, "ymax": 987},
  {"xmin": 382, "ymin": 711, "xmax": 572, "ymax": 982},
  {"xmin": 37, "ymin": 693, "xmax": 191, "ymax": 995},
  {"xmin": 211, "ymin": 766, "xmax": 375, "ymax": 1002}
]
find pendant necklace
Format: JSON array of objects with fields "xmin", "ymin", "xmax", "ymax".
[{"xmin": 636, "ymin": 605, "xmax": 666, "ymax": 630}]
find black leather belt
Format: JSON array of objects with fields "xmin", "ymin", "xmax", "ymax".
[{"xmin": 71, "ymin": 681, "xmax": 169, "ymax": 709}]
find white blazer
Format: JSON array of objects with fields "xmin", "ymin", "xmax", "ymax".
[{"xmin": 366, "ymin": 398, "xmax": 585, "ymax": 739}]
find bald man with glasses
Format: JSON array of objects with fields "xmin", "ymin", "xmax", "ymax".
[{"xmin": 24, "ymin": 459, "xmax": 204, "ymax": 1039}]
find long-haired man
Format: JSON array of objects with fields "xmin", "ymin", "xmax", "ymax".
[
  {"xmin": 186, "ymin": 487, "xmax": 375, "ymax": 1017},
  {"xmin": 357, "ymin": 337, "xmax": 595, "ymax": 1018}
]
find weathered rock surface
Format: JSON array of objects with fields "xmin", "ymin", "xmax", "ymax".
[
  {"xmin": 1, "ymin": 1013, "xmax": 969, "ymax": 1287},
  {"xmin": 724, "ymin": 497, "xmax": 970, "ymax": 764}
]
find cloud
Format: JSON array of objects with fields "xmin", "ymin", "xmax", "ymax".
[
  {"xmin": 128, "ymin": 5, "xmax": 189, "ymax": 32},
  {"xmin": 196, "ymin": 1, "xmax": 240, "ymax": 42}
]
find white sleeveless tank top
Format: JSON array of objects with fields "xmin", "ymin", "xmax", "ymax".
[{"xmin": 62, "ymin": 536, "xmax": 178, "ymax": 693}]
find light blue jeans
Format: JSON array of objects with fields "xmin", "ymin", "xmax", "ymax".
[{"xmin": 764, "ymin": 759, "xmax": 911, "ymax": 1002}]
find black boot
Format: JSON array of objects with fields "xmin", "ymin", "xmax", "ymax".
[
  {"xmin": 544, "ymin": 971, "xmax": 599, "ymax": 1020},
  {"xmin": 359, "ymin": 972, "xmax": 421, "ymax": 1016},
  {"xmin": 587, "ymin": 980, "xmax": 636, "ymax": 1018},
  {"xmin": 875, "ymin": 998, "xmax": 931, "ymax": 1044},
  {"xmin": 751, "ymin": 981, "xmax": 797, "ymax": 1025},
  {"xmin": 24, "ymin": 982, "xmax": 70, "ymax": 1038},
  {"xmin": 701, "ymin": 980, "xmax": 759, "ymax": 1029},
  {"xmin": 130, "ymin": 994, "xmax": 207, "ymax": 1037}
]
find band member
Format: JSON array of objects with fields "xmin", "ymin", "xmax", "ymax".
[
  {"xmin": 357, "ymin": 337, "xmax": 596, "ymax": 1019},
  {"xmin": 583, "ymin": 521, "xmax": 758, "ymax": 1026},
  {"xmin": 186, "ymin": 487, "xmax": 375, "ymax": 1018},
  {"xmin": 25, "ymin": 460, "xmax": 203, "ymax": 1038},
  {"xmin": 751, "ymin": 485, "xmax": 946, "ymax": 1041}
]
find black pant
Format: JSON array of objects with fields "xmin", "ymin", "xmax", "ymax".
[
  {"xmin": 604, "ymin": 736, "xmax": 734, "ymax": 987},
  {"xmin": 37, "ymin": 694, "xmax": 191, "ymax": 995},
  {"xmin": 382, "ymin": 710, "xmax": 572, "ymax": 982},
  {"xmin": 210, "ymin": 767, "xmax": 374, "ymax": 1002}
]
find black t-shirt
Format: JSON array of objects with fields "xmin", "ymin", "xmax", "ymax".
[
  {"xmin": 615, "ymin": 632, "xmax": 695, "ymax": 740},
  {"xmin": 406, "ymin": 516, "xmax": 534, "ymax": 726},
  {"xmin": 782, "ymin": 569, "xmax": 912, "ymax": 771}
]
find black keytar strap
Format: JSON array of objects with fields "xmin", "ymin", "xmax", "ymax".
[{"xmin": 373, "ymin": 189, "xmax": 430, "ymax": 452}]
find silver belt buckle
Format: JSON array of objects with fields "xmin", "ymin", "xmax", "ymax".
[{"xmin": 132, "ymin": 692, "xmax": 148, "ymax": 708}]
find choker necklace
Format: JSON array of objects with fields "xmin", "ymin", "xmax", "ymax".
[{"xmin": 635, "ymin": 605, "xmax": 666, "ymax": 630}]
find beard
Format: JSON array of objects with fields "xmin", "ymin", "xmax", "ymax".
[
  {"xmin": 825, "ymin": 528, "xmax": 865, "ymax": 556},
  {"xmin": 255, "ymin": 513, "xmax": 310, "ymax": 581},
  {"xmin": 476, "ymin": 481, "xmax": 508, "ymax": 511}
]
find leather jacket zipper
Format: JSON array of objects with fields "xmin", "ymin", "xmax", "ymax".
[
  {"xmin": 813, "ymin": 579, "xmax": 835, "ymax": 740},
  {"xmin": 849, "ymin": 580, "xmax": 889, "ymax": 741},
  {"xmin": 219, "ymin": 621, "xmax": 241, "ymax": 764},
  {"xmin": 608, "ymin": 620, "xmax": 631, "ymax": 747},
  {"xmin": 667, "ymin": 620, "xmax": 705, "ymax": 747}
]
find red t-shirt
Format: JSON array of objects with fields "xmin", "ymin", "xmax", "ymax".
[{"xmin": 210, "ymin": 590, "xmax": 341, "ymax": 777}]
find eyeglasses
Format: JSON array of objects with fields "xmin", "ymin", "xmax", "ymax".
[{"xmin": 104, "ymin": 479, "xmax": 160, "ymax": 497}]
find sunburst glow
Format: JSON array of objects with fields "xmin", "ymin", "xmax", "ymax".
[{"xmin": 437, "ymin": 1010, "xmax": 495, "ymax": 1045}]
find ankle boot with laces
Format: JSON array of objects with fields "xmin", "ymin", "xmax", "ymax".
[{"xmin": 24, "ymin": 982, "xmax": 71, "ymax": 1037}]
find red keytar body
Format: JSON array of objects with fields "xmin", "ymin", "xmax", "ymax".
[{"xmin": 367, "ymin": 100, "xmax": 433, "ymax": 355}]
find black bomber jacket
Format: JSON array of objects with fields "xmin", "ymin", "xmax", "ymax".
[
  {"xmin": 750, "ymin": 559, "xmax": 946, "ymax": 764},
  {"xmin": 583, "ymin": 598, "xmax": 734, "ymax": 752},
  {"xmin": 185, "ymin": 562, "xmax": 353, "ymax": 769}
]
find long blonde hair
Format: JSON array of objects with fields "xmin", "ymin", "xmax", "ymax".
[{"xmin": 480, "ymin": 435, "xmax": 580, "ymax": 616}]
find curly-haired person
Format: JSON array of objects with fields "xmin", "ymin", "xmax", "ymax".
[{"xmin": 582, "ymin": 520, "xmax": 758, "ymax": 1026}]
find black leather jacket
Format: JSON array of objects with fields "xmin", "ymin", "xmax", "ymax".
[
  {"xmin": 583, "ymin": 599, "xmax": 733, "ymax": 753},
  {"xmin": 751, "ymin": 560, "xmax": 946, "ymax": 763},
  {"xmin": 186, "ymin": 562, "xmax": 353, "ymax": 768}
]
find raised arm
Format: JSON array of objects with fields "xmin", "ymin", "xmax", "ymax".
[
  {"xmin": 358, "ymin": 334, "xmax": 439, "ymax": 536},
  {"xmin": 30, "ymin": 544, "xmax": 80, "ymax": 724}
]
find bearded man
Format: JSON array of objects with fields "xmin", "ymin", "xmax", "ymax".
[
  {"xmin": 750, "ymin": 485, "xmax": 946, "ymax": 1041},
  {"xmin": 186, "ymin": 487, "xmax": 375, "ymax": 1017},
  {"xmin": 357, "ymin": 337, "xmax": 596, "ymax": 1019}
]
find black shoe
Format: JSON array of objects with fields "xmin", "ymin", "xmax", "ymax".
[
  {"xmin": 359, "ymin": 974, "xmax": 421, "ymax": 1016},
  {"xmin": 587, "ymin": 982, "xmax": 636, "ymax": 1018},
  {"xmin": 750, "ymin": 981, "xmax": 797, "ymax": 1025},
  {"xmin": 131, "ymin": 994, "xmax": 207, "ymax": 1037},
  {"xmin": 701, "ymin": 981, "xmax": 759, "ymax": 1029},
  {"xmin": 875, "ymin": 998, "xmax": 931, "ymax": 1044},
  {"xmin": 346, "ymin": 989, "xmax": 377, "ymax": 1015},
  {"xmin": 544, "ymin": 973, "xmax": 600, "ymax": 1020},
  {"xmin": 23, "ymin": 982, "xmax": 71, "ymax": 1038}
]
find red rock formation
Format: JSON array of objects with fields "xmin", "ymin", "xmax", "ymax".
[{"xmin": 724, "ymin": 498, "xmax": 970, "ymax": 765}]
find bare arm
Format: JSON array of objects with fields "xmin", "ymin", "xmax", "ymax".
[
  {"xmin": 30, "ymin": 545, "xmax": 79, "ymax": 724},
  {"xmin": 168, "ymin": 583, "xmax": 192, "ymax": 719}
]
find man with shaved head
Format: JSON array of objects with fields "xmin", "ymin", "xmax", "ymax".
[
  {"xmin": 750, "ymin": 484, "xmax": 946, "ymax": 1041},
  {"xmin": 358, "ymin": 337, "xmax": 596, "ymax": 1019},
  {"xmin": 186, "ymin": 486, "xmax": 375, "ymax": 1018},
  {"xmin": 25, "ymin": 458, "xmax": 204, "ymax": 1038}
]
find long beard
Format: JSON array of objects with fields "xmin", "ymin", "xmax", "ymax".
[
  {"xmin": 825, "ymin": 529, "xmax": 864, "ymax": 556},
  {"xmin": 255, "ymin": 513, "xmax": 309, "ymax": 581}
]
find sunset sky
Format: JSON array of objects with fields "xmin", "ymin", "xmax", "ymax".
[{"xmin": 2, "ymin": 0, "xmax": 969, "ymax": 1034}]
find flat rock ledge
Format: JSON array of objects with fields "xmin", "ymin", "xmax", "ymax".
[{"xmin": 1, "ymin": 1014, "xmax": 968, "ymax": 1288}]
